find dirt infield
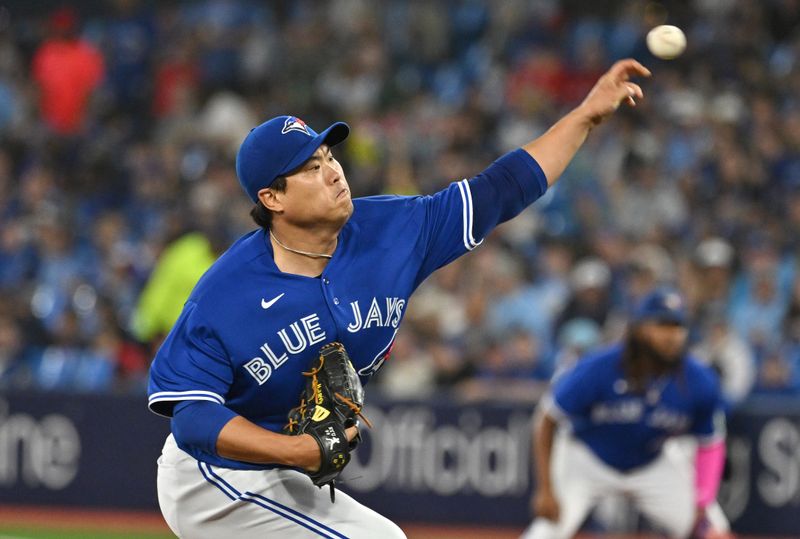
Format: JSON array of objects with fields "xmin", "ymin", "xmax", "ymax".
[
  {"xmin": 0, "ymin": 506, "xmax": 169, "ymax": 534},
  {"xmin": 0, "ymin": 506, "xmax": 529, "ymax": 537},
  {"xmin": 0, "ymin": 505, "xmax": 788, "ymax": 539}
]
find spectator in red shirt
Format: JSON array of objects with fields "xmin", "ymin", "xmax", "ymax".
[{"xmin": 31, "ymin": 7, "xmax": 104, "ymax": 135}]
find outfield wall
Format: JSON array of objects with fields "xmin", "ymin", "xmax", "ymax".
[{"xmin": 1, "ymin": 391, "xmax": 798, "ymax": 535}]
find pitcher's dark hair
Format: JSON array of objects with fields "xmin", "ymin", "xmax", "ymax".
[{"xmin": 249, "ymin": 176, "xmax": 288, "ymax": 229}]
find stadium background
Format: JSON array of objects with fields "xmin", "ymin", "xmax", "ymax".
[{"xmin": 1, "ymin": 0, "xmax": 800, "ymax": 537}]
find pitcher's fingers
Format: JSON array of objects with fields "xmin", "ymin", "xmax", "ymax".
[
  {"xmin": 610, "ymin": 58, "xmax": 652, "ymax": 80},
  {"xmin": 625, "ymin": 82, "xmax": 644, "ymax": 99},
  {"xmin": 345, "ymin": 425, "xmax": 359, "ymax": 441}
]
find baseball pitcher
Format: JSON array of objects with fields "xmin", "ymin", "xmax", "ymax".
[{"xmin": 148, "ymin": 60, "xmax": 650, "ymax": 538}]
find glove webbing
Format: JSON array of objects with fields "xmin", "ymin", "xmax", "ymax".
[
  {"xmin": 283, "ymin": 397, "xmax": 307, "ymax": 434},
  {"xmin": 302, "ymin": 355, "xmax": 372, "ymax": 428}
]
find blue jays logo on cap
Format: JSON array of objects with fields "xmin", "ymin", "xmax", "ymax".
[
  {"xmin": 663, "ymin": 292, "xmax": 682, "ymax": 311},
  {"xmin": 281, "ymin": 117, "xmax": 311, "ymax": 136},
  {"xmin": 633, "ymin": 287, "xmax": 688, "ymax": 325}
]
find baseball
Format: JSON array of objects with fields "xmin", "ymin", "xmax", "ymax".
[{"xmin": 646, "ymin": 25, "xmax": 686, "ymax": 59}]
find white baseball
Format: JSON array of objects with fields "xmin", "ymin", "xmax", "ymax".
[{"xmin": 646, "ymin": 25, "xmax": 686, "ymax": 60}]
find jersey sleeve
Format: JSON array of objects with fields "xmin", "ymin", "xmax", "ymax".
[
  {"xmin": 547, "ymin": 359, "xmax": 598, "ymax": 423},
  {"xmin": 415, "ymin": 148, "xmax": 548, "ymax": 282},
  {"xmin": 147, "ymin": 301, "xmax": 234, "ymax": 417},
  {"xmin": 690, "ymin": 366, "xmax": 727, "ymax": 444}
]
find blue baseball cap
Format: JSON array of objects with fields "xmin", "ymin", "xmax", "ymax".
[
  {"xmin": 235, "ymin": 115, "xmax": 350, "ymax": 203},
  {"xmin": 633, "ymin": 288, "xmax": 688, "ymax": 325}
]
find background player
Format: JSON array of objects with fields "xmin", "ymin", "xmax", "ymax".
[
  {"xmin": 523, "ymin": 288, "xmax": 730, "ymax": 539},
  {"xmin": 148, "ymin": 59, "xmax": 649, "ymax": 538}
]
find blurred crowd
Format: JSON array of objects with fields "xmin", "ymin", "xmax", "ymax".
[{"xmin": 1, "ymin": 0, "xmax": 800, "ymax": 404}]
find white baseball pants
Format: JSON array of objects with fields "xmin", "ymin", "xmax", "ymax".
[
  {"xmin": 521, "ymin": 433, "xmax": 695, "ymax": 539},
  {"xmin": 156, "ymin": 434, "xmax": 406, "ymax": 539}
]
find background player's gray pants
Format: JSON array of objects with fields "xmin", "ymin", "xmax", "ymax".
[{"xmin": 157, "ymin": 434, "xmax": 406, "ymax": 539}]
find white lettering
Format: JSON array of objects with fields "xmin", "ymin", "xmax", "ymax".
[
  {"xmin": 647, "ymin": 408, "xmax": 690, "ymax": 431},
  {"xmin": 0, "ymin": 406, "xmax": 81, "ymax": 490},
  {"xmin": 278, "ymin": 322, "xmax": 307, "ymax": 354},
  {"xmin": 345, "ymin": 298, "xmax": 406, "ymax": 333},
  {"xmin": 386, "ymin": 298, "xmax": 405, "ymax": 328},
  {"xmin": 364, "ymin": 297, "xmax": 384, "ymax": 329},
  {"xmin": 248, "ymin": 313, "xmax": 329, "ymax": 382},
  {"xmin": 29, "ymin": 415, "xmax": 81, "ymax": 489},
  {"xmin": 757, "ymin": 418, "xmax": 800, "ymax": 507},
  {"xmin": 244, "ymin": 357, "xmax": 272, "ymax": 385},
  {"xmin": 260, "ymin": 343, "xmax": 288, "ymax": 369},
  {"xmin": 423, "ymin": 425, "xmax": 469, "ymax": 495},
  {"xmin": 718, "ymin": 436, "xmax": 751, "ymax": 521},
  {"xmin": 345, "ymin": 406, "xmax": 530, "ymax": 497},
  {"xmin": 347, "ymin": 301, "xmax": 363, "ymax": 333},
  {"xmin": 591, "ymin": 400, "xmax": 643, "ymax": 423},
  {"xmin": 301, "ymin": 314, "xmax": 326, "ymax": 345}
]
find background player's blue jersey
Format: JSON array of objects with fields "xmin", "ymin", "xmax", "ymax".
[
  {"xmin": 549, "ymin": 344, "xmax": 724, "ymax": 471},
  {"xmin": 148, "ymin": 149, "xmax": 548, "ymax": 470}
]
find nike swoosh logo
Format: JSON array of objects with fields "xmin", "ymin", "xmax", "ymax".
[{"xmin": 261, "ymin": 293, "xmax": 285, "ymax": 310}]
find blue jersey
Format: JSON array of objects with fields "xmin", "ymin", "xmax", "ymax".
[
  {"xmin": 548, "ymin": 344, "xmax": 724, "ymax": 471},
  {"xmin": 148, "ymin": 149, "xmax": 548, "ymax": 469}
]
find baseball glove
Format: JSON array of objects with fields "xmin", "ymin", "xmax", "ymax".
[{"xmin": 284, "ymin": 342, "xmax": 371, "ymax": 501}]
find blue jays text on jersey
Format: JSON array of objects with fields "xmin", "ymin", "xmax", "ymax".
[
  {"xmin": 546, "ymin": 344, "xmax": 725, "ymax": 471},
  {"xmin": 148, "ymin": 148, "xmax": 548, "ymax": 470}
]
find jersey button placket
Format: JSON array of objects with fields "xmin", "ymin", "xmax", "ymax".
[
  {"xmin": 321, "ymin": 277, "xmax": 335, "ymax": 304},
  {"xmin": 323, "ymin": 278, "xmax": 340, "ymax": 304}
]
